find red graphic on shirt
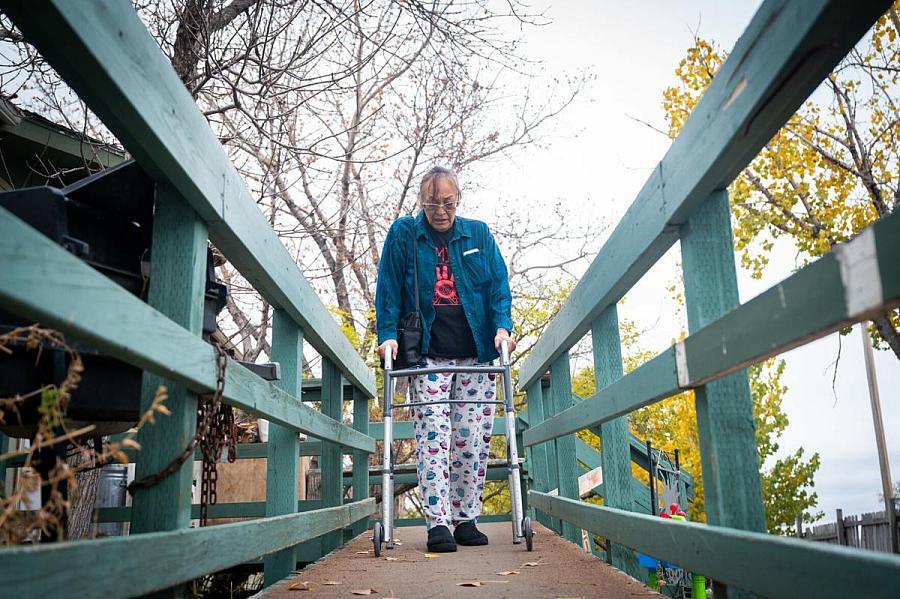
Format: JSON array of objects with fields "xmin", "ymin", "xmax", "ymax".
[{"xmin": 433, "ymin": 245, "xmax": 460, "ymax": 306}]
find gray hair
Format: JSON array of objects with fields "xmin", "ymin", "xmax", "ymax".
[{"xmin": 417, "ymin": 166, "xmax": 461, "ymax": 206}]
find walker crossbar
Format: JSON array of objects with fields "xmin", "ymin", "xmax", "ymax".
[
  {"xmin": 387, "ymin": 365, "xmax": 507, "ymax": 377},
  {"xmin": 373, "ymin": 339, "xmax": 533, "ymax": 555},
  {"xmin": 396, "ymin": 400, "xmax": 506, "ymax": 408}
]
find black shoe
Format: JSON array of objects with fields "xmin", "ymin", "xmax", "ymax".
[
  {"xmin": 427, "ymin": 525, "xmax": 457, "ymax": 552},
  {"xmin": 453, "ymin": 521, "xmax": 489, "ymax": 546}
]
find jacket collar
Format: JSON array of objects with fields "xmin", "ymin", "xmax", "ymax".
[{"xmin": 415, "ymin": 210, "xmax": 471, "ymax": 242}]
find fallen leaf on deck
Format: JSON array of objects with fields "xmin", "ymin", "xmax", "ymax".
[
  {"xmin": 423, "ymin": 553, "xmax": 440, "ymax": 559},
  {"xmin": 355, "ymin": 551, "xmax": 371, "ymax": 555},
  {"xmin": 456, "ymin": 582, "xmax": 485, "ymax": 587},
  {"xmin": 351, "ymin": 589, "xmax": 377, "ymax": 595},
  {"xmin": 393, "ymin": 541, "xmax": 403, "ymax": 546},
  {"xmin": 521, "ymin": 561, "xmax": 543, "ymax": 567},
  {"xmin": 383, "ymin": 556, "xmax": 398, "ymax": 561},
  {"xmin": 322, "ymin": 581, "xmax": 341, "ymax": 585},
  {"xmin": 496, "ymin": 570, "xmax": 519, "ymax": 576},
  {"xmin": 288, "ymin": 580, "xmax": 313, "ymax": 591}
]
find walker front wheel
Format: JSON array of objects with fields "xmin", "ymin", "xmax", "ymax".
[
  {"xmin": 373, "ymin": 521, "xmax": 383, "ymax": 557},
  {"xmin": 522, "ymin": 516, "xmax": 533, "ymax": 551}
]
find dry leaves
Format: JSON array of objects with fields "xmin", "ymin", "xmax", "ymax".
[
  {"xmin": 496, "ymin": 570, "xmax": 519, "ymax": 576},
  {"xmin": 456, "ymin": 582, "xmax": 485, "ymax": 588},
  {"xmin": 423, "ymin": 553, "xmax": 440, "ymax": 559},
  {"xmin": 288, "ymin": 581, "xmax": 313, "ymax": 591},
  {"xmin": 355, "ymin": 550, "xmax": 371, "ymax": 555},
  {"xmin": 383, "ymin": 556, "xmax": 398, "ymax": 561},
  {"xmin": 322, "ymin": 581, "xmax": 341, "ymax": 586},
  {"xmin": 521, "ymin": 561, "xmax": 543, "ymax": 567},
  {"xmin": 351, "ymin": 589, "xmax": 377, "ymax": 596}
]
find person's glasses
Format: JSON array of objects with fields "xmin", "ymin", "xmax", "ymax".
[{"xmin": 422, "ymin": 197, "xmax": 459, "ymax": 213}]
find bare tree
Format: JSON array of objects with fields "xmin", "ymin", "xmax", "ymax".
[{"xmin": 0, "ymin": 1, "xmax": 595, "ymax": 366}]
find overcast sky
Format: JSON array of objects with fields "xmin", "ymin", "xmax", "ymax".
[{"xmin": 465, "ymin": 1, "xmax": 899, "ymax": 524}]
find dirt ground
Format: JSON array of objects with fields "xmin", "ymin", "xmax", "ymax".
[{"xmin": 253, "ymin": 521, "xmax": 661, "ymax": 599}]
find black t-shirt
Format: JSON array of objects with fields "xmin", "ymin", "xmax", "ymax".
[{"xmin": 425, "ymin": 222, "xmax": 478, "ymax": 358}]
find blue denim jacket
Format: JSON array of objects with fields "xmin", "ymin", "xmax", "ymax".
[{"xmin": 376, "ymin": 211, "xmax": 513, "ymax": 363}]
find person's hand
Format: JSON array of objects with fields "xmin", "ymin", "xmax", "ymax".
[
  {"xmin": 378, "ymin": 339, "xmax": 398, "ymax": 360},
  {"xmin": 494, "ymin": 328, "xmax": 516, "ymax": 354}
]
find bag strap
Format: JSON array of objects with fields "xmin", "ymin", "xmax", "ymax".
[{"xmin": 411, "ymin": 223, "xmax": 420, "ymax": 314}]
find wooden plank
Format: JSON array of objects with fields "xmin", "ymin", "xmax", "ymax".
[
  {"xmin": 681, "ymin": 190, "xmax": 764, "ymax": 599},
  {"xmin": 1, "ymin": 500, "xmax": 374, "ymax": 598},
  {"xmin": 530, "ymin": 491, "xmax": 900, "ymax": 599},
  {"xmin": 299, "ymin": 379, "xmax": 355, "ymax": 404},
  {"xmin": 836, "ymin": 509, "xmax": 848, "ymax": 546},
  {"xmin": 94, "ymin": 500, "xmax": 326, "ymax": 523},
  {"xmin": 264, "ymin": 309, "xmax": 303, "ymax": 585},
  {"xmin": 549, "ymin": 352, "xmax": 579, "ymax": 543},
  {"xmin": 683, "ymin": 210, "xmax": 900, "ymax": 386},
  {"xmin": 524, "ymin": 349, "xmax": 678, "ymax": 447},
  {"xmin": 525, "ymin": 381, "xmax": 552, "ymax": 529},
  {"xmin": 129, "ymin": 184, "xmax": 206, "ymax": 537},
  {"xmin": 0, "ymin": 0, "xmax": 375, "ymax": 398},
  {"xmin": 320, "ymin": 357, "xmax": 343, "ymax": 554},
  {"xmin": 517, "ymin": 0, "xmax": 892, "ymax": 391},
  {"xmin": 524, "ymin": 209, "xmax": 900, "ymax": 448},
  {"xmin": 351, "ymin": 386, "xmax": 370, "ymax": 537},
  {"xmin": 590, "ymin": 305, "xmax": 641, "ymax": 576},
  {"xmin": 0, "ymin": 208, "xmax": 375, "ymax": 454},
  {"xmin": 574, "ymin": 439, "xmax": 651, "ymax": 513}
]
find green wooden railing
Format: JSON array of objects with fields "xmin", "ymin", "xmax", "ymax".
[
  {"xmin": 0, "ymin": 1, "xmax": 377, "ymax": 595},
  {"xmin": 519, "ymin": 1, "xmax": 900, "ymax": 598},
  {"xmin": 4, "ymin": 1, "xmax": 900, "ymax": 598}
]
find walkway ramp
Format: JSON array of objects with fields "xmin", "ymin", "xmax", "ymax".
[{"xmin": 257, "ymin": 522, "xmax": 660, "ymax": 598}]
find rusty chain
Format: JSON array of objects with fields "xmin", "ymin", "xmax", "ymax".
[{"xmin": 127, "ymin": 342, "xmax": 237, "ymax": 526}]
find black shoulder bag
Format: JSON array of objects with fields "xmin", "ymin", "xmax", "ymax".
[{"xmin": 393, "ymin": 226, "xmax": 424, "ymax": 369}]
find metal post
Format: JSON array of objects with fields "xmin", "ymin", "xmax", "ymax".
[
  {"xmin": 382, "ymin": 352, "xmax": 394, "ymax": 548},
  {"xmin": 501, "ymin": 340, "xmax": 524, "ymax": 541},
  {"xmin": 646, "ymin": 439, "xmax": 656, "ymax": 516},
  {"xmin": 860, "ymin": 324, "xmax": 899, "ymax": 553}
]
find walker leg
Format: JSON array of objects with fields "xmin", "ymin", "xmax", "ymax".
[
  {"xmin": 382, "ymin": 357, "xmax": 395, "ymax": 552},
  {"xmin": 500, "ymin": 341, "xmax": 524, "ymax": 543}
]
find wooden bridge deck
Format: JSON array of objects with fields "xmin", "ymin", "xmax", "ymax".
[{"xmin": 255, "ymin": 522, "xmax": 660, "ymax": 599}]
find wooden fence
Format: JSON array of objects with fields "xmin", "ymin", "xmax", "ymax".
[
  {"xmin": 0, "ymin": 1, "xmax": 377, "ymax": 596},
  {"xmin": 519, "ymin": 1, "xmax": 900, "ymax": 598},
  {"xmin": 801, "ymin": 508, "xmax": 900, "ymax": 553}
]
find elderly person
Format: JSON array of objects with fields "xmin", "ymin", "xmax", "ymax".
[{"xmin": 375, "ymin": 166, "xmax": 516, "ymax": 553}]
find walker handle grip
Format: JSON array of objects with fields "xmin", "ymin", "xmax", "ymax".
[{"xmin": 500, "ymin": 338, "xmax": 511, "ymax": 366}]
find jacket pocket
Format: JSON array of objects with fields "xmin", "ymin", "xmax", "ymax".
[{"xmin": 462, "ymin": 251, "xmax": 490, "ymax": 285}]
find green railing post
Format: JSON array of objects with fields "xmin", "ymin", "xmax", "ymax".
[
  {"xmin": 264, "ymin": 309, "xmax": 303, "ymax": 585},
  {"xmin": 549, "ymin": 352, "xmax": 579, "ymax": 544},
  {"xmin": 525, "ymin": 382, "xmax": 551, "ymax": 528},
  {"xmin": 320, "ymin": 357, "xmax": 343, "ymax": 553},
  {"xmin": 128, "ymin": 185, "xmax": 206, "ymax": 599},
  {"xmin": 680, "ymin": 189, "xmax": 766, "ymax": 598},
  {"xmin": 351, "ymin": 386, "xmax": 370, "ymax": 537},
  {"xmin": 131, "ymin": 185, "xmax": 207, "ymax": 539},
  {"xmin": 591, "ymin": 306, "xmax": 641, "ymax": 577}
]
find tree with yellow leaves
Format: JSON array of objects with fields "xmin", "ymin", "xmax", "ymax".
[{"xmin": 662, "ymin": 5, "xmax": 900, "ymax": 358}]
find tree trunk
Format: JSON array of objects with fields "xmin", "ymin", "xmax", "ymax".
[
  {"xmin": 66, "ymin": 451, "xmax": 100, "ymax": 540},
  {"xmin": 873, "ymin": 313, "xmax": 900, "ymax": 362}
]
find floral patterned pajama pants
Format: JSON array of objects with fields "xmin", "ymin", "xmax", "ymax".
[{"xmin": 412, "ymin": 356, "xmax": 496, "ymax": 530}]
